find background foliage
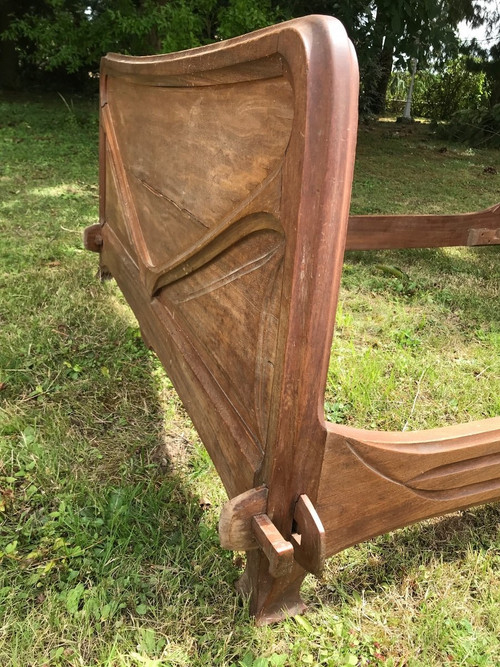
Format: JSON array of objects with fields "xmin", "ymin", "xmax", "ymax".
[
  {"xmin": 440, "ymin": 102, "xmax": 500, "ymax": 148},
  {"xmin": 387, "ymin": 58, "xmax": 490, "ymax": 120},
  {"xmin": 1, "ymin": 0, "xmax": 499, "ymax": 115}
]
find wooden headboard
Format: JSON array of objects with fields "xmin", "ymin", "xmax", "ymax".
[{"xmin": 89, "ymin": 15, "xmax": 358, "ymax": 508}]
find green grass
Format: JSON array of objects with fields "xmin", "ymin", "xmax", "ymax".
[
  {"xmin": 328, "ymin": 122, "xmax": 500, "ymax": 431},
  {"xmin": 1, "ymin": 95, "xmax": 499, "ymax": 666}
]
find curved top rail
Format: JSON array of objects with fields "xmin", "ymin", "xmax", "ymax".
[{"xmin": 101, "ymin": 15, "xmax": 351, "ymax": 84}]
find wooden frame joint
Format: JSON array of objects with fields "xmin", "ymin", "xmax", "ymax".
[
  {"xmin": 467, "ymin": 227, "xmax": 500, "ymax": 246},
  {"xmin": 218, "ymin": 486, "xmax": 294, "ymax": 577},
  {"xmin": 219, "ymin": 486, "xmax": 268, "ymax": 551},
  {"xmin": 83, "ymin": 223, "xmax": 103, "ymax": 253},
  {"xmin": 290, "ymin": 494, "xmax": 325, "ymax": 576},
  {"xmin": 251, "ymin": 514, "xmax": 294, "ymax": 578},
  {"xmin": 219, "ymin": 488, "xmax": 325, "ymax": 578}
]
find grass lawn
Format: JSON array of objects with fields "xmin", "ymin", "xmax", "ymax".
[{"xmin": 0, "ymin": 94, "xmax": 499, "ymax": 666}]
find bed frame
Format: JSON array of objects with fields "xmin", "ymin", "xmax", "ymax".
[{"xmin": 84, "ymin": 15, "xmax": 500, "ymax": 624}]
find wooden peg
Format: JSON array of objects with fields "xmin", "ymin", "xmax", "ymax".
[
  {"xmin": 290, "ymin": 494, "xmax": 325, "ymax": 576},
  {"xmin": 83, "ymin": 223, "xmax": 103, "ymax": 253},
  {"xmin": 219, "ymin": 487, "xmax": 294, "ymax": 578},
  {"xmin": 251, "ymin": 514, "xmax": 294, "ymax": 578}
]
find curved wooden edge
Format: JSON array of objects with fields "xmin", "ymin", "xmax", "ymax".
[
  {"xmin": 327, "ymin": 416, "xmax": 500, "ymax": 448},
  {"xmin": 346, "ymin": 202, "xmax": 500, "ymax": 250},
  {"xmin": 255, "ymin": 14, "xmax": 359, "ymax": 537},
  {"xmin": 99, "ymin": 225, "xmax": 262, "ymax": 498},
  {"xmin": 289, "ymin": 494, "xmax": 326, "ymax": 576},
  {"xmin": 318, "ymin": 418, "xmax": 500, "ymax": 555},
  {"xmin": 219, "ymin": 486, "xmax": 268, "ymax": 550},
  {"xmin": 330, "ymin": 417, "xmax": 500, "ymax": 502},
  {"xmin": 100, "ymin": 15, "xmax": 343, "ymax": 85}
]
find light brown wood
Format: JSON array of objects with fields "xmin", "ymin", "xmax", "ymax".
[
  {"xmin": 84, "ymin": 14, "xmax": 499, "ymax": 624},
  {"xmin": 318, "ymin": 419, "xmax": 500, "ymax": 556},
  {"xmin": 252, "ymin": 514, "xmax": 294, "ymax": 578},
  {"xmin": 219, "ymin": 486, "xmax": 268, "ymax": 550},
  {"xmin": 83, "ymin": 223, "xmax": 103, "ymax": 253},
  {"xmin": 290, "ymin": 494, "xmax": 326, "ymax": 576}
]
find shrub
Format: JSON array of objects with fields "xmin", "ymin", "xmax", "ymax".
[
  {"xmin": 440, "ymin": 103, "xmax": 500, "ymax": 148},
  {"xmin": 387, "ymin": 58, "xmax": 489, "ymax": 120}
]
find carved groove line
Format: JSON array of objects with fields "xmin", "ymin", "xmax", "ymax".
[
  {"xmin": 254, "ymin": 254, "xmax": 284, "ymax": 442},
  {"xmin": 104, "ymin": 221, "xmax": 266, "ymax": 464},
  {"xmin": 170, "ymin": 238, "xmax": 284, "ymax": 304},
  {"xmin": 408, "ymin": 451, "xmax": 500, "ymax": 488},
  {"xmin": 345, "ymin": 438, "xmax": 500, "ymax": 502},
  {"xmin": 104, "ymin": 99, "xmax": 287, "ymax": 299},
  {"xmin": 134, "ymin": 173, "xmax": 210, "ymax": 231},
  {"xmin": 161, "ymin": 228, "xmax": 285, "ymax": 446},
  {"xmin": 149, "ymin": 212, "xmax": 282, "ymax": 294},
  {"xmin": 146, "ymin": 162, "xmax": 284, "ymax": 293},
  {"xmin": 102, "ymin": 106, "xmax": 151, "ymax": 269}
]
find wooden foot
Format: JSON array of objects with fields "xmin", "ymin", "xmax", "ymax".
[{"xmin": 237, "ymin": 550, "xmax": 307, "ymax": 625}]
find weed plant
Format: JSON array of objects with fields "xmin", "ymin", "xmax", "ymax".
[{"xmin": 0, "ymin": 96, "xmax": 499, "ymax": 666}]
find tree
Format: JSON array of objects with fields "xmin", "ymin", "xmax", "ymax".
[
  {"xmin": 0, "ymin": 0, "xmax": 37, "ymax": 89},
  {"xmin": 355, "ymin": 0, "xmax": 486, "ymax": 114},
  {"xmin": 269, "ymin": 0, "xmax": 488, "ymax": 114},
  {"xmin": 463, "ymin": 2, "xmax": 500, "ymax": 106},
  {"xmin": 0, "ymin": 0, "xmax": 281, "ymax": 90},
  {"xmin": 1, "ymin": 0, "xmax": 492, "ymax": 105}
]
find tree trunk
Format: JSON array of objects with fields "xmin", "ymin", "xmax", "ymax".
[
  {"xmin": 0, "ymin": 40, "xmax": 20, "ymax": 89},
  {"xmin": 373, "ymin": 43, "xmax": 394, "ymax": 114},
  {"xmin": 403, "ymin": 57, "xmax": 418, "ymax": 119},
  {"xmin": 361, "ymin": 1, "xmax": 394, "ymax": 115},
  {"xmin": 0, "ymin": 1, "xmax": 20, "ymax": 89},
  {"xmin": 362, "ymin": 42, "xmax": 394, "ymax": 115}
]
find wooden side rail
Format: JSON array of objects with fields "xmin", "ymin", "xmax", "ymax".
[
  {"xmin": 346, "ymin": 203, "xmax": 500, "ymax": 250},
  {"xmin": 319, "ymin": 419, "xmax": 500, "ymax": 556},
  {"xmin": 84, "ymin": 15, "xmax": 499, "ymax": 625},
  {"xmin": 219, "ymin": 418, "xmax": 500, "ymax": 569}
]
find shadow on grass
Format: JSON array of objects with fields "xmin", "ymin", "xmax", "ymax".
[
  {"xmin": 0, "ymin": 94, "xmax": 246, "ymax": 632},
  {"xmin": 0, "ymin": 272, "xmax": 244, "ymax": 630},
  {"xmin": 49, "ymin": 301, "xmax": 244, "ymax": 619},
  {"xmin": 344, "ymin": 246, "xmax": 500, "ymax": 327},
  {"xmin": 315, "ymin": 502, "xmax": 500, "ymax": 608}
]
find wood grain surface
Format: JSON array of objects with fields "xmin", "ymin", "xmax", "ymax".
[{"xmin": 347, "ymin": 203, "xmax": 500, "ymax": 249}]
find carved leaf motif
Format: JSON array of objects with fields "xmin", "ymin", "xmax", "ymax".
[
  {"xmin": 345, "ymin": 431, "xmax": 500, "ymax": 502},
  {"xmin": 159, "ymin": 223, "xmax": 284, "ymax": 448}
]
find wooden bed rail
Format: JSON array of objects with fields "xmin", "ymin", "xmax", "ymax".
[
  {"xmin": 84, "ymin": 15, "xmax": 499, "ymax": 624},
  {"xmin": 320, "ymin": 419, "xmax": 500, "ymax": 555},
  {"xmin": 346, "ymin": 203, "xmax": 500, "ymax": 250}
]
